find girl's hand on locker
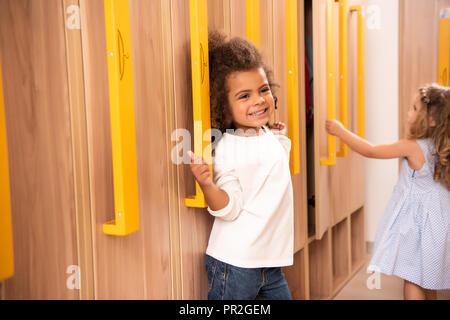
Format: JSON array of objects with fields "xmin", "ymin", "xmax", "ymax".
[
  {"xmin": 187, "ymin": 151, "xmax": 213, "ymax": 188},
  {"xmin": 270, "ymin": 122, "xmax": 287, "ymax": 136},
  {"xmin": 325, "ymin": 119, "xmax": 344, "ymax": 137}
]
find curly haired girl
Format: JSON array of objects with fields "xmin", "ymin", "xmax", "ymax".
[
  {"xmin": 187, "ymin": 31, "xmax": 294, "ymax": 300},
  {"xmin": 326, "ymin": 84, "xmax": 450, "ymax": 300}
]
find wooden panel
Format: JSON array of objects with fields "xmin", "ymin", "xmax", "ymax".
[
  {"xmin": 350, "ymin": 206, "xmax": 365, "ymax": 272},
  {"xmin": 171, "ymin": 0, "xmax": 215, "ymax": 299},
  {"xmin": 230, "ymin": 0, "xmax": 246, "ymax": 38},
  {"xmin": 62, "ymin": 0, "xmax": 95, "ymax": 300},
  {"xmin": 260, "ymin": 0, "xmax": 274, "ymax": 68},
  {"xmin": 79, "ymin": 0, "xmax": 172, "ymax": 299},
  {"xmin": 399, "ymin": 0, "xmax": 450, "ymax": 139},
  {"xmin": 313, "ymin": 0, "xmax": 331, "ymax": 238},
  {"xmin": 0, "ymin": 0, "xmax": 79, "ymax": 299},
  {"xmin": 272, "ymin": 0, "xmax": 308, "ymax": 252},
  {"xmin": 293, "ymin": 0, "xmax": 308, "ymax": 252},
  {"xmin": 313, "ymin": 0, "xmax": 365, "ymax": 239},
  {"xmin": 331, "ymin": 218, "xmax": 350, "ymax": 291},
  {"xmin": 161, "ymin": 0, "xmax": 183, "ymax": 301},
  {"xmin": 130, "ymin": 0, "xmax": 172, "ymax": 299},
  {"xmin": 283, "ymin": 248, "xmax": 309, "ymax": 299},
  {"xmin": 308, "ymin": 230, "xmax": 331, "ymax": 299}
]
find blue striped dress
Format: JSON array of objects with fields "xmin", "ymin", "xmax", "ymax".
[{"xmin": 367, "ymin": 139, "xmax": 450, "ymax": 290}]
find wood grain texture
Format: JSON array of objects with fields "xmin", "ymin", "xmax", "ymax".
[
  {"xmin": 308, "ymin": 230, "xmax": 331, "ymax": 299},
  {"xmin": 230, "ymin": 0, "xmax": 246, "ymax": 39},
  {"xmin": 130, "ymin": 0, "xmax": 172, "ymax": 299},
  {"xmin": 331, "ymin": 218, "xmax": 349, "ymax": 291},
  {"xmin": 62, "ymin": 0, "xmax": 95, "ymax": 300},
  {"xmin": 161, "ymin": 0, "xmax": 183, "ymax": 301},
  {"xmin": 399, "ymin": 0, "xmax": 450, "ymax": 139},
  {"xmin": 0, "ymin": 0, "xmax": 79, "ymax": 299},
  {"xmin": 171, "ymin": 0, "xmax": 214, "ymax": 299},
  {"xmin": 79, "ymin": 0, "xmax": 172, "ymax": 299},
  {"xmin": 313, "ymin": 0, "xmax": 365, "ymax": 240},
  {"xmin": 283, "ymin": 248, "xmax": 309, "ymax": 299},
  {"xmin": 272, "ymin": 0, "xmax": 308, "ymax": 252},
  {"xmin": 350, "ymin": 206, "xmax": 365, "ymax": 272}
]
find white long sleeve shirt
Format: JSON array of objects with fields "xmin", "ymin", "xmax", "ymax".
[{"xmin": 206, "ymin": 126, "xmax": 294, "ymax": 268}]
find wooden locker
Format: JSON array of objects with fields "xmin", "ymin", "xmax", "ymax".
[
  {"xmin": 305, "ymin": 0, "xmax": 366, "ymax": 299},
  {"xmin": 0, "ymin": 0, "xmax": 368, "ymax": 300},
  {"xmin": 399, "ymin": 0, "xmax": 450, "ymax": 139},
  {"xmin": 78, "ymin": 0, "xmax": 173, "ymax": 299},
  {"xmin": 309, "ymin": 0, "xmax": 366, "ymax": 240},
  {"xmin": 0, "ymin": 0, "xmax": 79, "ymax": 299}
]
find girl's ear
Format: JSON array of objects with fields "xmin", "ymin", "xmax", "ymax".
[{"xmin": 429, "ymin": 118, "xmax": 437, "ymax": 127}]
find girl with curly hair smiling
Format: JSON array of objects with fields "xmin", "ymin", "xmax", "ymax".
[{"xmin": 187, "ymin": 31, "xmax": 294, "ymax": 300}]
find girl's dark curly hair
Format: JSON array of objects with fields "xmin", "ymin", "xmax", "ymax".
[
  {"xmin": 208, "ymin": 31, "xmax": 277, "ymax": 134},
  {"xmin": 407, "ymin": 84, "xmax": 450, "ymax": 189}
]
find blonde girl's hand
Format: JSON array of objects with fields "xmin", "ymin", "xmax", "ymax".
[
  {"xmin": 325, "ymin": 119, "xmax": 344, "ymax": 137},
  {"xmin": 270, "ymin": 122, "xmax": 287, "ymax": 136},
  {"xmin": 187, "ymin": 151, "xmax": 213, "ymax": 188}
]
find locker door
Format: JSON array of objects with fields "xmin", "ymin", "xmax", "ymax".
[
  {"xmin": 79, "ymin": 0, "xmax": 172, "ymax": 299},
  {"xmin": 312, "ymin": 0, "xmax": 366, "ymax": 239},
  {"xmin": 0, "ymin": 0, "xmax": 79, "ymax": 299}
]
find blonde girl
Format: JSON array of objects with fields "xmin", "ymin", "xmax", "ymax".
[{"xmin": 326, "ymin": 84, "xmax": 450, "ymax": 300}]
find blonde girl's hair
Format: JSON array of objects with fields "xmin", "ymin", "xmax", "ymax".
[{"xmin": 407, "ymin": 84, "xmax": 450, "ymax": 189}]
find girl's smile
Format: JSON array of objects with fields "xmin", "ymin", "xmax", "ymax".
[{"xmin": 226, "ymin": 67, "xmax": 275, "ymax": 132}]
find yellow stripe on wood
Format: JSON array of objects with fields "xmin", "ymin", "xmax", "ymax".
[{"xmin": 0, "ymin": 55, "xmax": 14, "ymax": 280}]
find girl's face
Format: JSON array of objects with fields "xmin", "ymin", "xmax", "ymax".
[
  {"xmin": 226, "ymin": 67, "xmax": 275, "ymax": 132},
  {"xmin": 407, "ymin": 95, "xmax": 423, "ymax": 127},
  {"xmin": 407, "ymin": 95, "xmax": 436, "ymax": 129}
]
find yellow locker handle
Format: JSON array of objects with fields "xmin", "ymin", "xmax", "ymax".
[
  {"xmin": 185, "ymin": 0, "xmax": 213, "ymax": 208},
  {"xmin": 438, "ymin": 9, "xmax": 450, "ymax": 86},
  {"xmin": 286, "ymin": 0, "xmax": 300, "ymax": 175},
  {"xmin": 350, "ymin": 5, "xmax": 365, "ymax": 138},
  {"xmin": 103, "ymin": 0, "xmax": 140, "ymax": 236},
  {"xmin": 337, "ymin": 0, "xmax": 349, "ymax": 157},
  {"xmin": 320, "ymin": 0, "xmax": 336, "ymax": 166},
  {"xmin": 246, "ymin": 0, "xmax": 260, "ymax": 47},
  {"xmin": 0, "ymin": 56, "xmax": 14, "ymax": 281}
]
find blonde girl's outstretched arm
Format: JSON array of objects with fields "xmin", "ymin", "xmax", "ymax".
[{"xmin": 325, "ymin": 120, "xmax": 419, "ymax": 160}]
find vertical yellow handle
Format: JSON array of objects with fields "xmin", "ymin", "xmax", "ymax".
[
  {"xmin": 103, "ymin": 0, "xmax": 140, "ymax": 235},
  {"xmin": 320, "ymin": 0, "xmax": 336, "ymax": 166},
  {"xmin": 0, "ymin": 56, "xmax": 14, "ymax": 281},
  {"xmin": 185, "ymin": 0, "xmax": 212, "ymax": 208},
  {"xmin": 350, "ymin": 5, "xmax": 365, "ymax": 138},
  {"xmin": 337, "ymin": 0, "xmax": 349, "ymax": 157},
  {"xmin": 246, "ymin": 0, "xmax": 260, "ymax": 47},
  {"xmin": 438, "ymin": 9, "xmax": 450, "ymax": 86},
  {"xmin": 286, "ymin": 0, "xmax": 300, "ymax": 175}
]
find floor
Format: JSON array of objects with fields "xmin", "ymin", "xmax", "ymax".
[{"xmin": 333, "ymin": 255, "xmax": 450, "ymax": 300}]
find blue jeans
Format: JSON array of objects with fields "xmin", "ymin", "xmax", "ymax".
[{"xmin": 205, "ymin": 255, "xmax": 292, "ymax": 300}]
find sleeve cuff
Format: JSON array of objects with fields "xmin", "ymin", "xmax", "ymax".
[{"xmin": 207, "ymin": 190, "xmax": 234, "ymax": 218}]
